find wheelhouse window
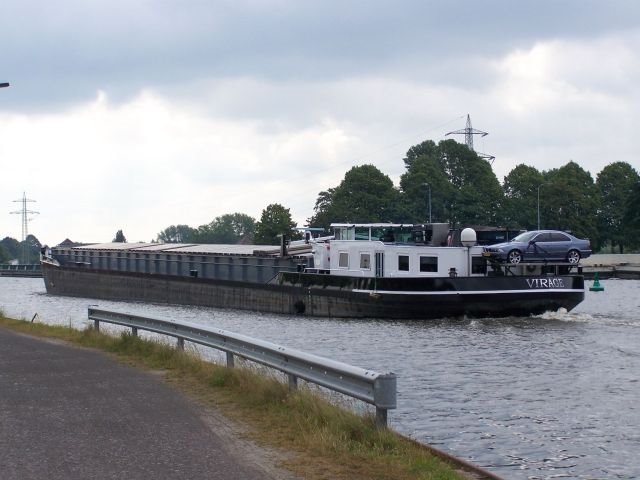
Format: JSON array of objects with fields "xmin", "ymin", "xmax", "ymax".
[
  {"xmin": 360, "ymin": 253, "xmax": 371, "ymax": 270},
  {"xmin": 333, "ymin": 228, "xmax": 354, "ymax": 240},
  {"xmin": 371, "ymin": 227, "xmax": 386, "ymax": 241},
  {"xmin": 419, "ymin": 256, "xmax": 438, "ymax": 272},
  {"xmin": 339, "ymin": 252, "xmax": 349, "ymax": 268},
  {"xmin": 355, "ymin": 227, "xmax": 370, "ymax": 240},
  {"xmin": 398, "ymin": 255, "xmax": 410, "ymax": 271},
  {"xmin": 471, "ymin": 256, "xmax": 487, "ymax": 274}
]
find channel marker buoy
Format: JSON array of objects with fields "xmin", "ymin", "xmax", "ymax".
[{"xmin": 589, "ymin": 272, "xmax": 604, "ymax": 292}]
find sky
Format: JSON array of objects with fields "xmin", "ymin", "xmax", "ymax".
[{"xmin": 1, "ymin": 0, "xmax": 639, "ymax": 245}]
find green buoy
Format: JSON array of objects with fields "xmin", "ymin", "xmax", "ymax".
[{"xmin": 589, "ymin": 272, "xmax": 605, "ymax": 292}]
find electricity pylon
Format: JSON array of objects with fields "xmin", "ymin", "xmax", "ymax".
[
  {"xmin": 10, "ymin": 192, "xmax": 39, "ymax": 264},
  {"xmin": 446, "ymin": 114, "xmax": 495, "ymax": 163}
]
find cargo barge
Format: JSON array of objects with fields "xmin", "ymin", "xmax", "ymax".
[{"xmin": 41, "ymin": 223, "xmax": 585, "ymax": 319}]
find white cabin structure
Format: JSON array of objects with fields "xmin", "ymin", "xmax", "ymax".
[{"xmin": 310, "ymin": 224, "xmax": 487, "ymax": 278}]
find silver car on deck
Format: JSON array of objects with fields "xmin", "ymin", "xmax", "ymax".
[{"xmin": 483, "ymin": 230, "xmax": 592, "ymax": 265}]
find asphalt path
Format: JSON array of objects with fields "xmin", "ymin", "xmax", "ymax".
[{"xmin": 0, "ymin": 326, "xmax": 296, "ymax": 480}]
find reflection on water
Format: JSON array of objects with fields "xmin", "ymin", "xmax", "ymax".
[{"xmin": 1, "ymin": 277, "xmax": 639, "ymax": 479}]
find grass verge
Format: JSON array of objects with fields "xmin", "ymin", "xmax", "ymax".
[{"xmin": 0, "ymin": 315, "xmax": 472, "ymax": 480}]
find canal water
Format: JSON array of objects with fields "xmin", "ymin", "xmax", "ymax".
[{"xmin": 1, "ymin": 277, "xmax": 638, "ymax": 479}]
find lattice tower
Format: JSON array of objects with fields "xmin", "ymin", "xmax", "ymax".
[
  {"xmin": 10, "ymin": 192, "xmax": 39, "ymax": 263},
  {"xmin": 446, "ymin": 114, "xmax": 495, "ymax": 162}
]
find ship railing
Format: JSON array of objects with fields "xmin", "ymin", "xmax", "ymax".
[
  {"xmin": 87, "ymin": 308, "xmax": 397, "ymax": 427},
  {"xmin": 40, "ymin": 254, "xmax": 60, "ymax": 266},
  {"xmin": 326, "ymin": 269, "xmax": 368, "ymax": 276},
  {"xmin": 487, "ymin": 260, "xmax": 583, "ymax": 277}
]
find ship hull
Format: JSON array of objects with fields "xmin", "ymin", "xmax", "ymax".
[{"xmin": 42, "ymin": 262, "xmax": 585, "ymax": 319}]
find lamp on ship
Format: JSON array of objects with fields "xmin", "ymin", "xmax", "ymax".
[{"xmin": 460, "ymin": 228, "xmax": 477, "ymax": 276}]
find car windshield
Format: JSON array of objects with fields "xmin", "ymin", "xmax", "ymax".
[{"xmin": 511, "ymin": 231, "xmax": 538, "ymax": 243}]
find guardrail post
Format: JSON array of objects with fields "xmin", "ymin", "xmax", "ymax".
[
  {"xmin": 376, "ymin": 408, "xmax": 388, "ymax": 428},
  {"xmin": 226, "ymin": 352, "xmax": 234, "ymax": 368},
  {"xmin": 94, "ymin": 319, "xmax": 100, "ymax": 331},
  {"xmin": 131, "ymin": 327, "xmax": 138, "ymax": 337},
  {"xmin": 288, "ymin": 374, "xmax": 298, "ymax": 390},
  {"xmin": 177, "ymin": 337, "xmax": 184, "ymax": 350},
  {"xmin": 373, "ymin": 373, "xmax": 397, "ymax": 429}
]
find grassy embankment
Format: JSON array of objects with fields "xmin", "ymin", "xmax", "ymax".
[{"xmin": 0, "ymin": 313, "xmax": 473, "ymax": 480}]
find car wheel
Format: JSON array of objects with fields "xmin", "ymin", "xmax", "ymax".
[
  {"xmin": 507, "ymin": 249, "xmax": 522, "ymax": 264},
  {"xmin": 567, "ymin": 249, "xmax": 581, "ymax": 264}
]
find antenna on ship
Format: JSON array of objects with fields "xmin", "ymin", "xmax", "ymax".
[
  {"xmin": 10, "ymin": 192, "xmax": 39, "ymax": 264},
  {"xmin": 446, "ymin": 114, "xmax": 495, "ymax": 163}
]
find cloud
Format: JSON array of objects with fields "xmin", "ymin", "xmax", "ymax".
[
  {"xmin": 486, "ymin": 31, "xmax": 640, "ymax": 179},
  {"xmin": 3, "ymin": 1, "xmax": 640, "ymax": 110},
  {"xmin": 494, "ymin": 35, "xmax": 636, "ymax": 115},
  {"xmin": 0, "ymin": 89, "xmax": 363, "ymax": 243}
]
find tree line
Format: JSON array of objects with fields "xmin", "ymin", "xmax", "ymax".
[
  {"xmin": 0, "ymin": 235, "xmax": 42, "ymax": 264},
  {"xmin": 3, "ymin": 138, "xmax": 638, "ymax": 258},
  {"xmin": 157, "ymin": 138, "xmax": 640, "ymax": 253},
  {"xmin": 156, "ymin": 204, "xmax": 298, "ymax": 246}
]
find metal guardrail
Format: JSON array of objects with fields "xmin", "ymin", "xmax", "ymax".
[{"xmin": 87, "ymin": 308, "xmax": 397, "ymax": 427}]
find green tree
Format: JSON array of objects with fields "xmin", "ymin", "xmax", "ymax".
[
  {"xmin": 215, "ymin": 213, "xmax": 255, "ymax": 243},
  {"xmin": 622, "ymin": 180, "xmax": 640, "ymax": 251},
  {"xmin": 24, "ymin": 234, "xmax": 42, "ymax": 263},
  {"xmin": 192, "ymin": 224, "xmax": 213, "ymax": 243},
  {"xmin": 453, "ymin": 152, "xmax": 504, "ymax": 227},
  {"xmin": 403, "ymin": 139, "xmax": 439, "ymax": 169},
  {"xmin": 502, "ymin": 164, "xmax": 544, "ymax": 229},
  {"xmin": 0, "ymin": 244, "xmax": 8, "ymax": 263},
  {"xmin": 400, "ymin": 139, "xmax": 503, "ymax": 227},
  {"xmin": 113, "ymin": 230, "xmax": 127, "ymax": 243},
  {"xmin": 0, "ymin": 235, "xmax": 42, "ymax": 263},
  {"xmin": 254, "ymin": 204, "xmax": 298, "ymax": 245},
  {"xmin": 596, "ymin": 162, "xmax": 639, "ymax": 253},
  {"xmin": 0, "ymin": 237, "xmax": 20, "ymax": 260},
  {"xmin": 309, "ymin": 165, "xmax": 401, "ymax": 228},
  {"xmin": 157, "ymin": 224, "xmax": 196, "ymax": 243},
  {"xmin": 399, "ymin": 153, "xmax": 452, "ymax": 223},
  {"xmin": 541, "ymin": 162, "xmax": 599, "ymax": 243},
  {"xmin": 307, "ymin": 188, "xmax": 336, "ymax": 229},
  {"xmin": 194, "ymin": 213, "xmax": 256, "ymax": 244}
]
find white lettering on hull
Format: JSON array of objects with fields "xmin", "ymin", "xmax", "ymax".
[{"xmin": 526, "ymin": 278, "xmax": 565, "ymax": 289}]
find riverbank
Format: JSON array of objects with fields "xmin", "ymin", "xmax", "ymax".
[
  {"xmin": 0, "ymin": 264, "xmax": 42, "ymax": 278},
  {"xmin": 0, "ymin": 315, "xmax": 499, "ymax": 480},
  {"xmin": 581, "ymin": 253, "xmax": 640, "ymax": 279}
]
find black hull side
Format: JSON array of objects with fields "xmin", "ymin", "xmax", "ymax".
[{"xmin": 41, "ymin": 263, "xmax": 585, "ymax": 320}]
